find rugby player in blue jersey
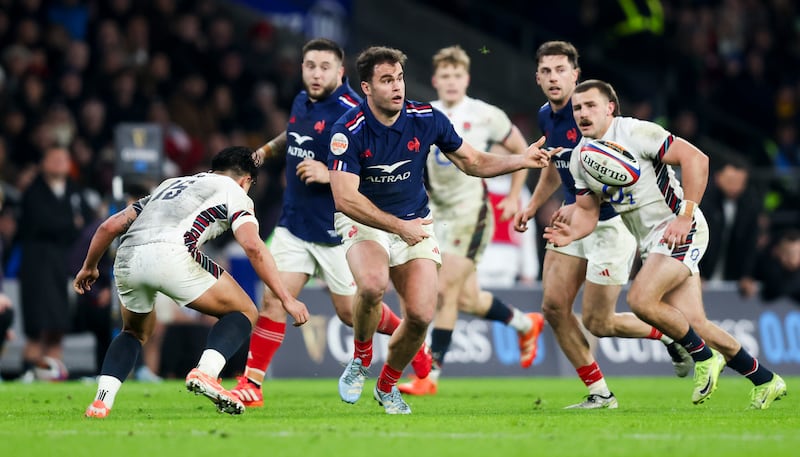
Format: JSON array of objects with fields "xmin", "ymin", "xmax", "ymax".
[
  {"xmin": 228, "ymin": 39, "xmax": 430, "ymax": 408},
  {"xmin": 329, "ymin": 46, "xmax": 552, "ymax": 414},
  {"xmin": 513, "ymin": 41, "xmax": 692, "ymax": 409}
]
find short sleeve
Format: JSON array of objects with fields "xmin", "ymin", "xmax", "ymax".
[
  {"xmin": 622, "ymin": 118, "xmax": 672, "ymax": 162},
  {"xmin": 432, "ymin": 108, "xmax": 463, "ymax": 153},
  {"xmin": 228, "ymin": 183, "xmax": 258, "ymax": 233},
  {"xmin": 485, "ymin": 103, "xmax": 513, "ymax": 144},
  {"xmin": 327, "ymin": 123, "xmax": 362, "ymax": 175}
]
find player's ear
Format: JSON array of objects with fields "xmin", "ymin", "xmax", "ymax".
[{"xmin": 360, "ymin": 80, "xmax": 370, "ymax": 96}]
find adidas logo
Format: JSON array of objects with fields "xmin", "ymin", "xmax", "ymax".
[{"xmin": 599, "ymin": 268, "xmax": 610, "ymax": 277}]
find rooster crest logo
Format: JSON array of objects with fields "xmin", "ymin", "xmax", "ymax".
[{"xmin": 407, "ymin": 137, "xmax": 420, "ymax": 152}]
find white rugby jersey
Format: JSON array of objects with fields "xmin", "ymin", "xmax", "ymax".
[
  {"xmin": 426, "ymin": 96, "xmax": 512, "ymax": 213},
  {"xmin": 120, "ymin": 172, "xmax": 258, "ymax": 250},
  {"xmin": 570, "ymin": 116, "xmax": 684, "ymax": 241}
]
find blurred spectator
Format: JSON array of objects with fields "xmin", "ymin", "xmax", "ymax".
[
  {"xmin": 18, "ymin": 146, "xmax": 93, "ymax": 381},
  {"xmin": 756, "ymin": 229, "xmax": 800, "ymax": 305},
  {"xmin": 0, "ymin": 187, "xmax": 14, "ymax": 381},
  {"xmin": 168, "ymin": 72, "xmax": 216, "ymax": 142},
  {"xmin": 699, "ymin": 156, "xmax": 761, "ymax": 297}
]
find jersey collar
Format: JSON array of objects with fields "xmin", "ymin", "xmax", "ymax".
[{"xmin": 363, "ymin": 99, "xmax": 408, "ymax": 134}]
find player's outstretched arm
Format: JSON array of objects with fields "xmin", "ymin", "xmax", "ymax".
[
  {"xmin": 73, "ymin": 204, "xmax": 139, "ymax": 294},
  {"xmin": 234, "ymin": 221, "xmax": 309, "ymax": 326},
  {"xmin": 253, "ymin": 131, "xmax": 288, "ymax": 166},
  {"xmin": 447, "ymin": 136, "xmax": 554, "ymax": 178},
  {"xmin": 496, "ymin": 125, "xmax": 530, "ymax": 221}
]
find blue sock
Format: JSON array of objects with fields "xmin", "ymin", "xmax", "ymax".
[
  {"xmin": 206, "ymin": 312, "xmax": 252, "ymax": 359},
  {"xmin": 676, "ymin": 327, "xmax": 713, "ymax": 362},
  {"xmin": 100, "ymin": 331, "xmax": 142, "ymax": 381},
  {"xmin": 484, "ymin": 297, "xmax": 513, "ymax": 323},
  {"xmin": 726, "ymin": 347, "xmax": 773, "ymax": 386},
  {"xmin": 430, "ymin": 328, "xmax": 452, "ymax": 368}
]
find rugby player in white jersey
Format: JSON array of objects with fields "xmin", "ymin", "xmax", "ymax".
[
  {"xmin": 398, "ymin": 46, "xmax": 544, "ymax": 396},
  {"xmin": 545, "ymin": 79, "xmax": 786, "ymax": 409},
  {"xmin": 75, "ymin": 147, "xmax": 309, "ymax": 418}
]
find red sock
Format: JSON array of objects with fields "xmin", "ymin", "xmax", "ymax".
[
  {"xmin": 376, "ymin": 303, "xmax": 401, "ymax": 335},
  {"xmin": 354, "ymin": 339, "xmax": 373, "ymax": 367},
  {"xmin": 576, "ymin": 362, "xmax": 604, "ymax": 387},
  {"xmin": 246, "ymin": 316, "xmax": 286, "ymax": 384},
  {"xmin": 376, "ymin": 363, "xmax": 403, "ymax": 393},
  {"xmin": 647, "ymin": 327, "xmax": 663, "ymax": 340}
]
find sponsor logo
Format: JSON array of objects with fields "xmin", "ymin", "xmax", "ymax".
[
  {"xmin": 463, "ymin": 122, "xmax": 471, "ymax": 131},
  {"xmin": 364, "ymin": 172, "xmax": 411, "ymax": 183},
  {"xmin": 314, "ymin": 119, "xmax": 325, "ymax": 133},
  {"xmin": 290, "ymin": 116, "xmax": 296, "ymax": 123},
  {"xmin": 367, "ymin": 160, "xmax": 411, "ymax": 174},
  {"xmin": 286, "ymin": 145, "xmax": 315, "ymax": 159},
  {"xmin": 407, "ymin": 136, "xmax": 420, "ymax": 152},
  {"xmin": 581, "ymin": 153, "xmax": 630, "ymax": 183},
  {"xmin": 360, "ymin": 149, "xmax": 373, "ymax": 159},
  {"xmin": 348, "ymin": 225, "xmax": 357, "ymax": 238},
  {"xmin": 330, "ymin": 132, "xmax": 349, "ymax": 156},
  {"xmin": 598, "ymin": 268, "xmax": 610, "ymax": 277},
  {"xmin": 289, "ymin": 132, "xmax": 314, "ymax": 145}
]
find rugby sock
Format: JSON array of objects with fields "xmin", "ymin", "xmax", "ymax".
[
  {"xmin": 508, "ymin": 308, "xmax": 533, "ymax": 333},
  {"xmin": 726, "ymin": 347, "xmax": 773, "ymax": 386},
  {"xmin": 244, "ymin": 316, "xmax": 286, "ymax": 386},
  {"xmin": 430, "ymin": 328, "xmax": 452, "ymax": 369},
  {"xmin": 484, "ymin": 297, "xmax": 513, "ymax": 323},
  {"xmin": 100, "ymin": 331, "xmax": 141, "ymax": 382},
  {"xmin": 354, "ymin": 339, "xmax": 373, "ymax": 367},
  {"xmin": 647, "ymin": 327, "xmax": 664, "ymax": 340},
  {"xmin": 676, "ymin": 327, "xmax": 713, "ymax": 362},
  {"xmin": 376, "ymin": 303, "xmax": 401, "ymax": 335},
  {"xmin": 376, "ymin": 364, "xmax": 403, "ymax": 393},
  {"xmin": 95, "ymin": 375, "xmax": 123, "ymax": 409},
  {"xmin": 199, "ymin": 312, "xmax": 252, "ymax": 378},
  {"xmin": 577, "ymin": 362, "xmax": 611, "ymax": 396}
]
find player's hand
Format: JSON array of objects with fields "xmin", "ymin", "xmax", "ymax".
[
  {"xmin": 296, "ymin": 159, "xmax": 330, "ymax": 184},
  {"xmin": 281, "ymin": 297, "xmax": 310, "ymax": 327},
  {"xmin": 661, "ymin": 215, "xmax": 692, "ymax": 249},
  {"xmin": 524, "ymin": 136, "xmax": 561, "ymax": 169},
  {"xmin": 252, "ymin": 147, "xmax": 266, "ymax": 167},
  {"xmin": 550, "ymin": 204, "xmax": 575, "ymax": 225},
  {"xmin": 397, "ymin": 218, "xmax": 432, "ymax": 246},
  {"xmin": 495, "ymin": 195, "xmax": 518, "ymax": 221},
  {"xmin": 513, "ymin": 208, "xmax": 533, "ymax": 233},
  {"xmin": 73, "ymin": 267, "xmax": 100, "ymax": 294},
  {"xmin": 543, "ymin": 221, "xmax": 574, "ymax": 248}
]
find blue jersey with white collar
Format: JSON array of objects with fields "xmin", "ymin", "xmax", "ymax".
[
  {"xmin": 329, "ymin": 100, "xmax": 463, "ymax": 220},
  {"xmin": 278, "ymin": 80, "xmax": 361, "ymax": 243},
  {"xmin": 538, "ymin": 100, "xmax": 617, "ymax": 221}
]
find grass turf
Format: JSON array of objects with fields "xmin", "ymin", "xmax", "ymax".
[{"xmin": 0, "ymin": 376, "xmax": 796, "ymax": 457}]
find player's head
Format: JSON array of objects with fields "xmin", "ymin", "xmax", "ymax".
[
  {"xmin": 431, "ymin": 45, "xmax": 470, "ymax": 106},
  {"xmin": 301, "ymin": 38, "xmax": 345, "ymax": 102},
  {"xmin": 535, "ymin": 41, "xmax": 580, "ymax": 110},
  {"xmin": 356, "ymin": 46, "xmax": 407, "ymax": 116},
  {"xmin": 211, "ymin": 146, "xmax": 258, "ymax": 191},
  {"xmin": 572, "ymin": 79, "xmax": 620, "ymax": 139}
]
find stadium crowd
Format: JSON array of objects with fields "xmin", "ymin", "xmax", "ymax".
[{"xmin": 0, "ymin": 0, "xmax": 798, "ymax": 381}]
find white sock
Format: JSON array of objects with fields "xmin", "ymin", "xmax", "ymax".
[
  {"xmin": 429, "ymin": 365, "xmax": 442, "ymax": 383},
  {"xmin": 587, "ymin": 378, "xmax": 611, "ymax": 397},
  {"xmin": 95, "ymin": 375, "xmax": 123, "ymax": 409},
  {"xmin": 508, "ymin": 308, "xmax": 532, "ymax": 333},
  {"xmin": 196, "ymin": 349, "xmax": 227, "ymax": 379},
  {"xmin": 660, "ymin": 334, "xmax": 674, "ymax": 345}
]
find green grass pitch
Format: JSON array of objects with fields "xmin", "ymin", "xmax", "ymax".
[{"xmin": 1, "ymin": 376, "xmax": 797, "ymax": 457}]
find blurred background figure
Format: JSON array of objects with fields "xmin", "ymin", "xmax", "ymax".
[
  {"xmin": 755, "ymin": 229, "xmax": 800, "ymax": 306},
  {"xmin": 699, "ymin": 156, "xmax": 762, "ymax": 297},
  {"xmin": 18, "ymin": 146, "xmax": 92, "ymax": 381}
]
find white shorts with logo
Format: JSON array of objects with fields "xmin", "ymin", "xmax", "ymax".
[
  {"xmin": 114, "ymin": 243, "xmax": 220, "ymax": 313},
  {"xmin": 270, "ymin": 226, "xmax": 356, "ymax": 295},
  {"xmin": 334, "ymin": 212, "xmax": 442, "ymax": 267},
  {"xmin": 432, "ymin": 201, "xmax": 494, "ymax": 263},
  {"xmin": 545, "ymin": 216, "xmax": 636, "ymax": 285},
  {"xmin": 639, "ymin": 208, "xmax": 709, "ymax": 275}
]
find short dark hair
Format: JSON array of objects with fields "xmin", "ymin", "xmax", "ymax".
[
  {"xmin": 356, "ymin": 46, "xmax": 407, "ymax": 83},
  {"xmin": 536, "ymin": 41, "xmax": 580, "ymax": 69},
  {"xmin": 211, "ymin": 146, "xmax": 258, "ymax": 181},
  {"xmin": 302, "ymin": 38, "xmax": 344, "ymax": 62},
  {"xmin": 575, "ymin": 79, "xmax": 621, "ymax": 116}
]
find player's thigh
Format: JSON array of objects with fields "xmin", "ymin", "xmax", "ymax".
[
  {"xmin": 439, "ymin": 252, "xmax": 476, "ymax": 294},
  {"xmin": 188, "ymin": 271, "xmax": 257, "ymax": 322},
  {"xmin": 541, "ymin": 248, "xmax": 586, "ymax": 311},
  {"xmin": 390, "ymin": 258, "xmax": 439, "ymax": 325},
  {"xmin": 335, "ymin": 213, "xmax": 391, "ymax": 293},
  {"xmin": 582, "ymin": 281, "xmax": 624, "ymax": 322},
  {"xmin": 628, "ymin": 253, "xmax": 689, "ymax": 310},
  {"xmin": 329, "ymin": 292, "xmax": 355, "ymax": 326},
  {"xmin": 270, "ymin": 227, "xmax": 317, "ymax": 276},
  {"xmin": 308, "ymin": 241, "xmax": 357, "ymax": 296},
  {"xmin": 663, "ymin": 274, "xmax": 708, "ymax": 324},
  {"xmin": 120, "ymin": 305, "xmax": 158, "ymax": 343},
  {"xmin": 434, "ymin": 205, "xmax": 493, "ymax": 266}
]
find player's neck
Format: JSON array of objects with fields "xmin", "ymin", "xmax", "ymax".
[
  {"xmin": 549, "ymin": 99, "xmax": 569, "ymax": 113},
  {"xmin": 367, "ymin": 99, "xmax": 402, "ymax": 126},
  {"xmin": 440, "ymin": 96, "xmax": 465, "ymax": 109}
]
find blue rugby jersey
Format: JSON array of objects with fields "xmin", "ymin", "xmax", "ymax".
[
  {"xmin": 538, "ymin": 100, "xmax": 617, "ymax": 221},
  {"xmin": 278, "ymin": 79, "xmax": 361, "ymax": 243},
  {"xmin": 329, "ymin": 100, "xmax": 463, "ymax": 220}
]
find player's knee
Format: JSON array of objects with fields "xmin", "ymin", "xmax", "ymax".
[
  {"xmin": 335, "ymin": 307, "xmax": 354, "ymax": 327},
  {"xmin": 356, "ymin": 284, "xmax": 386, "ymax": 306},
  {"xmin": 541, "ymin": 297, "xmax": 570, "ymax": 324},
  {"xmin": 582, "ymin": 314, "xmax": 613, "ymax": 337}
]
